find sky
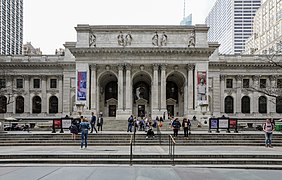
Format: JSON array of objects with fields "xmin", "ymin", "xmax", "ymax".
[{"xmin": 23, "ymin": 0, "xmax": 216, "ymax": 54}]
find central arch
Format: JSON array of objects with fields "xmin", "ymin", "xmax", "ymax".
[
  {"xmin": 132, "ymin": 72, "xmax": 152, "ymax": 118},
  {"xmin": 98, "ymin": 72, "xmax": 118, "ymax": 117},
  {"xmin": 166, "ymin": 71, "xmax": 186, "ymax": 117}
]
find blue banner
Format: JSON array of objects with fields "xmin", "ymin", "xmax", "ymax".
[{"xmin": 77, "ymin": 71, "xmax": 87, "ymax": 101}]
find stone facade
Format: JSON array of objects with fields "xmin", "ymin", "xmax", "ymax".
[{"xmin": 0, "ymin": 24, "xmax": 281, "ymax": 121}]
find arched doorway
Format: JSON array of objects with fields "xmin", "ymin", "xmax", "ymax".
[
  {"xmin": 32, "ymin": 96, "xmax": 42, "ymax": 113},
  {"xmin": 15, "ymin": 96, "xmax": 24, "ymax": 113},
  {"xmin": 241, "ymin": 96, "xmax": 250, "ymax": 114},
  {"xmin": 166, "ymin": 72, "xmax": 185, "ymax": 117},
  {"xmin": 132, "ymin": 72, "xmax": 151, "ymax": 118},
  {"xmin": 49, "ymin": 96, "xmax": 58, "ymax": 114},
  {"xmin": 224, "ymin": 96, "xmax": 234, "ymax": 114},
  {"xmin": 98, "ymin": 72, "xmax": 118, "ymax": 117}
]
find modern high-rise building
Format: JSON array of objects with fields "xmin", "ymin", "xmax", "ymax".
[
  {"xmin": 245, "ymin": 0, "xmax": 282, "ymax": 55},
  {"xmin": 205, "ymin": 0, "xmax": 261, "ymax": 54},
  {"xmin": 0, "ymin": 0, "xmax": 23, "ymax": 55},
  {"xmin": 180, "ymin": 13, "xmax": 193, "ymax": 25}
]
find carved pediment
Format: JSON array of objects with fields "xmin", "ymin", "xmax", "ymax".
[
  {"xmin": 106, "ymin": 98, "xmax": 118, "ymax": 105},
  {"xmin": 166, "ymin": 98, "xmax": 177, "ymax": 105},
  {"xmin": 136, "ymin": 98, "xmax": 148, "ymax": 104}
]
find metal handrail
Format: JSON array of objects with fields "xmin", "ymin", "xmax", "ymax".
[
  {"xmin": 168, "ymin": 135, "xmax": 176, "ymax": 166},
  {"xmin": 130, "ymin": 135, "xmax": 133, "ymax": 166}
]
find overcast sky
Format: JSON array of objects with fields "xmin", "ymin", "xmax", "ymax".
[{"xmin": 23, "ymin": 0, "xmax": 216, "ymax": 54}]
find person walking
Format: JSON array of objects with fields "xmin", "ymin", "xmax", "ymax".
[
  {"xmin": 97, "ymin": 113, "xmax": 104, "ymax": 132},
  {"xmin": 90, "ymin": 112, "xmax": 98, "ymax": 133},
  {"xmin": 182, "ymin": 118, "xmax": 190, "ymax": 139},
  {"xmin": 69, "ymin": 118, "xmax": 79, "ymax": 140},
  {"xmin": 263, "ymin": 119, "xmax": 274, "ymax": 148},
  {"xmin": 172, "ymin": 118, "xmax": 181, "ymax": 138},
  {"xmin": 79, "ymin": 117, "xmax": 90, "ymax": 149}
]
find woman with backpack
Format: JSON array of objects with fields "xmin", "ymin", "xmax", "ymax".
[{"xmin": 263, "ymin": 119, "xmax": 274, "ymax": 148}]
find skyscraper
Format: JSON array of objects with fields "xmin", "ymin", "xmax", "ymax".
[
  {"xmin": 205, "ymin": 0, "xmax": 261, "ymax": 54},
  {"xmin": 180, "ymin": 13, "xmax": 192, "ymax": 26},
  {"xmin": 0, "ymin": 0, "xmax": 23, "ymax": 55}
]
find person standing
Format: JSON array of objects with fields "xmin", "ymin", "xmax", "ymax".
[
  {"xmin": 172, "ymin": 118, "xmax": 181, "ymax": 138},
  {"xmin": 97, "ymin": 113, "xmax": 104, "ymax": 132},
  {"xmin": 79, "ymin": 117, "xmax": 90, "ymax": 149},
  {"xmin": 182, "ymin": 118, "xmax": 189, "ymax": 138},
  {"xmin": 69, "ymin": 119, "xmax": 79, "ymax": 140},
  {"xmin": 127, "ymin": 115, "xmax": 133, "ymax": 132},
  {"xmin": 263, "ymin": 119, "xmax": 274, "ymax": 148},
  {"xmin": 90, "ymin": 112, "xmax": 98, "ymax": 133}
]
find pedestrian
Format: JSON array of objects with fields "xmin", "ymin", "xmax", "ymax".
[
  {"xmin": 182, "ymin": 118, "xmax": 189, "ymax": 138},
  {"xmin": 79, "ymin": 117, "xmax": 90, "ymax": 149},
  {"xmin": 263, "ymin": 119, "xmax": 274, "ymax": 148},
  {"xmin": 97, "ymin": 113, "xmax": 104, "ymax": 131},
  {"xmin": 69, "ymin": 118, "xmax": 79, "ymax": 140},
  {"xmin": 146, "ymin": 122, "xmax": 155, "ymax": 139},
  {"xmin": 90, "ymin": 112, "xmax": 98, "ymax": 133},
  {"xmin": 127, "ymin": 115, "xmax": 133, "ymax": 132},
  {"xmin": 172, "ymin": 118, "xmax": 181, "ymax": 138}
]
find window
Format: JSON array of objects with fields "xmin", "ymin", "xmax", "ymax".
[
  {"xmin": 243, "ymin": 79, "xmax": 249, "ymax": 88},
  {"xmin": 260, "ymin": 79, "xmax": 266, "ymax": 88},
  {"xmin": 49, "ymin": 96, "xmax": 58, "ymax": 113},
  {"xmin": 277, "ymin": 79, "xmax": 282, "ymax": 88},
  {"xmin": 16, "ymin": 79, "xmax": 23, "ymax": 88},
  {"xmin": 225, "ymin": 96, "xmax": 234, "ymax": 113},
  {"xmin": 276, "ymin": 96, "xmax": 282, "ymax": 113},
  {"xmin": 0, "ymin": 79, "xmax": 6, "ymax": 89},
  {"xmin": 0, "ymin": 96, "xmax": 7, "ymax": 113},
  {"xmin": 50, "ymin": 79, "xmax": 57, "ymax": 89},
  {"xmin": 226, "ymin": 79, "xmax": 233, "ymax": 88},
  {"xmin": 15, "ymin": 96, "xmax": 24, "ymax": 113},
  {"xmin": 259, "ymin": 96, "xmax": 267, "ymax": 113},
  {"xmin": 241, "ymin": 96, "xmax": 250, "ymax": 113},
  {"xmin": 32, "ymin": 96, "xmax": 41, "ymax": 113},
  {"xmin": 33, "ymin": 79, "xmax": 40, "ymax": 88}
]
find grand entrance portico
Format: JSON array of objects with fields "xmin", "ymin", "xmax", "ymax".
[{"xmin": 67, "ymin": 25, "xmax": 218, "ymax": 119}]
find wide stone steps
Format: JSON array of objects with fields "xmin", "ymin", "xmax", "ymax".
[
  {"xmin": 0, "ymin": 133, "xmax": 282, "ymax": 146},
  {"xmin": 1, "ymin": 154, "xmax": 282, "ymax": 167}
]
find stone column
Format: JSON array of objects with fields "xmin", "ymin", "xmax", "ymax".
[
  {"xmin": 220, "ymin": 75, "xmax": 226, "ymax": 113},
  {"xmin": 269, "ymin": 75, "xmax": 277, "ymax": 114},
  {"xmin": 125, "ymin": 64, "xmax": 132, "ymax": 113},
  {"xmin": 6, "ymin": 76, "xmax": 13, "ymax": 113},
  {"xmin": 41, "ymin": 75, "xmax": 47, "ymax": 113},
  {"xmin": 160, "ymin": 64, "xmax": 166, "ymax": 112},
  {"xmin": 252, "ymin": 75, "xmax": 259, "ymax": 114},
  {"xmin": 24, "ymin": 75, "xmax": 30, "ymax": 113},
  {"xmin": 96, "ymin": 83, "xmax": 100, "ymax": 115},
  {"xmin": 62, "ymin": 72, "xmax": 71, "ymax": 115},
  {"xmin": 235, "ymin": 75, "xmax": 242, "ymax": 114},
  {"xmin": 212, "ymin": 75, "xmax": 221, "ymax": 116},
  {"xmin": 187, "ymin": 64, "xmax": 194, "ymax": 111},
  {"xmin": 118, "ymin": 64, "xmax": 124, "ymax": 111},
  {"xmin": 90, "ymin": 64, "xmax": 97, "ymax": 112},
  {"xmin": 152, "ymin": 64, "xmax": 159, "ymax": 114},
  {"xmin": 58, "ymin": 75, "xmax": 63, "ymax": 113}
]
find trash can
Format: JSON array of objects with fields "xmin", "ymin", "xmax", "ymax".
[{"xmin": 275, "ymin": 124, "xmax": 282, "ymax": 131}]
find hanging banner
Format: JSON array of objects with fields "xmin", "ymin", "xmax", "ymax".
[
  {"xmin": 77, "ymin": 71, "xmax": 87, "ymax": 101},
  {"xmin": 197, "ymin": 71, "xmax": 207, "ymax": 105}
]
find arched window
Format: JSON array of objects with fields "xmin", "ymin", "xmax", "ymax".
[
  {"xmin": 241, "ymin": 96, "xmax": 250, "ymax": 113},
  {"xmin": 105, "ymin": 81, "xmax": 118, "ymax": 102},
  {"xmin": 276, "ymin": 96, "xmax": 282, "ymax": 113},
  {"xmin": 16, "ymin": 96, "xmax": 24, "ymax": 113},
  {"xmin": 32, "ymin": 96, "xmax": 41, "ymax": 113},
  {"xmin": 224, "ymin": 96, "xmax": 234, "ymax": 113},
  {"xmin": 258, "ymin": 96, "xmax": 267, "ymax": 113},
  {"xmin": 0, "ymin": 96, "xmax": 7, "ymax": 113},
  {"xmin": 49, "ymin": 96, "xmax": 58, "ymax": 113},
  {"xmin": 166, "ymin": 81, "xmax": 179, "ymax": 103}
]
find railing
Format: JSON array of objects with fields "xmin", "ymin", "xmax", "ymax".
[
  {"xmin": 168, "ymin": 135, "xmax": 176, "ymax": 166},
  {"xmin": 156, "ymin": 122, "xmax": 162, "ymax": 144},
  {"xmin": 130, "ymin": 135, "xmax": 133, "ymax": 166}
]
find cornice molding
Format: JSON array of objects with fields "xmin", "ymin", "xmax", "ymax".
[{"xmin": 209, "ymin": 62, "xmax": 277, "ymax": 68}]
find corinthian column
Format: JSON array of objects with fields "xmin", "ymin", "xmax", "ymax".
[
  {"xmin": 160, "ymin": 64, "xmax": 166, "ymax": 112},
  {"xmin": 118, "ymin": 64, "xmax": 124, "ymax": 111},
  {"xmin": 236, "ymin": 75, "xmax": 242, "ymax": 114},
  {"xmin": 90, "ymin": 64, "xmax": 97, "ymax": 111},
  {"xmin": 187, "ymin": 64, "xmax": 194, "ymax": 110},
  {"xmin": 125, "ymin": 64, "xmax": 132, "ymax": 112},
  {"xmin": 252, "ymin": 75, "xmax": 259, "ymax": 114},
  {"xmin": 41, "ymin": 75, "xmax": 47, "ymax": 113},
  {"xmin": 220, "ymin": 75, "xmax": 226, "ymax": 113},
  {"xmin": 152, "ymin": 64, "xmax": 159, "ymax": 114}
]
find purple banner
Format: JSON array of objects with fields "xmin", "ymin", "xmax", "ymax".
[{"xmin": 77, "ymin": 71, "xmax": 87, "ymax": 101}]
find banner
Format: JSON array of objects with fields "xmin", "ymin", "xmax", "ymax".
[
  {"xmin": 197, "ymin": 71, "xmax": 207, "ymax": 105},
  {"xmin": 77, "ymin": 71, "xmax": 87, "ymax": 101}
]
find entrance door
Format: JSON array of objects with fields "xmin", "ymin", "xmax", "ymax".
[
  {"xmin": 109, "ymin": 105, "xmax": 116, "ymax": 117},
  {"xmin": 167, "ymin": 105, "xmax": 174, "ymax": 117},
  {"xmin": 138, "ymin": 105, "xmax": 145, "ymax": 118}
]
